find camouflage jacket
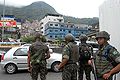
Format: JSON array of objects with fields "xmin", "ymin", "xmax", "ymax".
[{"xmin": 95, "ymin": 43, "xmax": 120, "ymax": 77}]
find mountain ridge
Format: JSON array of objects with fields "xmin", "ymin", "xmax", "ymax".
[{"xmin": 0, "ymin": 1, "xmax": 99, "ymax": 25}]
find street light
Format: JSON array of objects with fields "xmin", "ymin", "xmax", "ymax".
[{"xmin": 2, "ymin": 0, "xmax": 5, "ymax": 42}]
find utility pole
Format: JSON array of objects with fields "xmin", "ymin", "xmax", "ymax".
[{"xmin": 2, "ymin": 0, "xmax": 5, "ymax": 42}]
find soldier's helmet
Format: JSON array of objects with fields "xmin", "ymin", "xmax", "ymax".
[
  {"xmin": 34, "ymin": 33, "xmax": 42, "ymax": 40},
  {"xmin": 79, "ymin": 34, "xmax": 88, "ymax": 41},
  {"xmin": 96, "ymin": 31, "xmax": 110, "ymax": 40},
  {"xmin": 65, "ymin": 33, "xmax": 75, "ymax": 42}
]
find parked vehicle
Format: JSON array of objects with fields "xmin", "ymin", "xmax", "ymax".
[
  {"xmin": 0, "ymin": 45, "xmax": 62, "ymax": 74},
  {"xmin": 76, "ymin": 41, "xmax": 98, "ymax": 53},
  {"xmin": 0, "ymin": 41, "xmax": 98, "ymax": 74}
]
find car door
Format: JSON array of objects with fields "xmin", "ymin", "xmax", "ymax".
[{"xmin": 13, "ymin": 48, "xmax": 28, "ymax": 69}]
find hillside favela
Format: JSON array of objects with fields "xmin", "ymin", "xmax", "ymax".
[
  {"xmin": 0, "ymin": 1, "xmax": 99, "ymax": 44},
  {"xmin": 0, "ymin": 0, "xmax": 120, "ymax": 80}
]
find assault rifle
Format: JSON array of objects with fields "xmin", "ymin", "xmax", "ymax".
[{"xmin": 91, "ymin": 56, "xmax": 97, "ymax": 80}]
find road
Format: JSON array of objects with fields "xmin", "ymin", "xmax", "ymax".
[{"xmin": 0, "ymin": 66, "xmax": 120, "ymax": 80}]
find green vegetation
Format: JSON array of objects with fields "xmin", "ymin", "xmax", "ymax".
[
  {"xmin": 0, "ymin": 1, "xmax": 99, "ymax": 25},
  {"xmin": 21, "ymin": 35, "xmax": 46, "ymax": 43}
]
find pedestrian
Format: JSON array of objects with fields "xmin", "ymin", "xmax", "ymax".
[
  {"xmin": 88, "ymin": 31, "xmax": 120, "ymax": 80},
  {"xmin": 78, "ymin": 34, "xmax": 93, "ymax": 80},
  {"xmin": 27, "ymin": 33, "xmax": 50, "ymax": 80},
  {"xmin": 56, "ymin": 33, "xmax": 79, "ymax": 80}
]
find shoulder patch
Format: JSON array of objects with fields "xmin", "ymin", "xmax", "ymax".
[{"xmin": 113, "ymin": 51, "xmax": 119, "ymax": 55}]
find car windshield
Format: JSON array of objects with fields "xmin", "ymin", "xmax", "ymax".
[{"xmin": 51, "ymin": 48, "xmax": 63, "ymax": 54}]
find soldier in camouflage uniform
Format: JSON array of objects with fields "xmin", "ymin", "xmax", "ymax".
[
  {"xmin": 56, "ymin": 33, "xmax": 79, "ymax": 80},
  {"xmin": 27, "ymin": 33, "xmax": 50, "ymax": 80},
  {"xmin": 78, "ymin": 34, "xmax": 93, "ymax": 80},
  {"xmin": 89, "ymin": 31, "xmax": 120, "ymax": 80}
]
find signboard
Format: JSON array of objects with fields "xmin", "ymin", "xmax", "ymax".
[
  {"xmin": 0, "ymin": 42, "xmax": 21, "ymax": 48},
  {"xmin": 0, "ymin": 20, "xmax": 16, "ymax": 27}
]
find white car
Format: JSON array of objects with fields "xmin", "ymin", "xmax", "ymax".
[
  {"xmin": 75, "ymin": 41, "xmax": 98, "ymax": 53},
  {"xmin": 0, "ymin": 45, "xmax": 62, "ymax": 74}
]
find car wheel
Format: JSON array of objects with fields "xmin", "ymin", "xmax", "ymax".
[
  {"xmin": 5, "ymin": 64, "xmax": 17, "ymax": 74},
  {"xmin": 51, "ymin": 61, "xmax": 61, "ymax": 72}
]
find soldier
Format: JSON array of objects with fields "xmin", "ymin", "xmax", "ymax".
[
  {"xmin": 27, "ymin": 33, "xmax": 50, "ymax": 80},
  {"xmin": 78, "ymin": 34, "xmax": 93, "ymax": 80},
  {"xmin": 56, "ymin": 33, "xmax": 79, "ymax": 80},
  {"xmin": 88, "ymin": 31, "xmax": 120, "ymax": 80}
]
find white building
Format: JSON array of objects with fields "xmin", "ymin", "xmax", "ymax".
[
  {"xmin": 99, "ymin": 0, "xmax": 120, "ymax": 52},
  {"xmin": 40, "ymin": 13, "xmax": 64, "ymax": 35}
]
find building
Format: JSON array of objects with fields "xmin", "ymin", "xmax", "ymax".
[
  {"xmin": 44, "ymin": 22, "xmax": 89, "ymax": 41},
  {"xmin": 40, "ymin": 13, "xmax": 64, "ymax": 35},
  {"xmin": 0, "ymin": 15, "xmax": 21, "ymax": 41},
  {"xmin": 99, "ymin": 0, "xmax": 120, "ymax": 52},
  {"xmin": 21, "ymin": 20, "xmax": 41, "ymax": 36}
]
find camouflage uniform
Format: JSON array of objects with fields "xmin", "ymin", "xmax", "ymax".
[
  {"xmin": 29, "ymin": 33, "xmax": 49, "ymax": 80},
  {"xmin": 95, "ymin": 43, "xmax": 120, "ymax": 80},
  {"xmin": 62, "ymin": 33, "xmax": 79, "ymax": 80},
  {"xmin": 94, "ymin": 31, "xmax": 120, "ymax": 80},
  {"xmin": 78, "ymin": 34, "xmax": 93, "ymax": 80}
]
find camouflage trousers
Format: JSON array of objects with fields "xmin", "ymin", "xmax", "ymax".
[
  {"xmin": 78, "ymin": 63, "xmax": 92, "ymax": 80},
  {"xmin": 30, "ymin": 64, "xmax": 48, "ymax": 80},
  {"xmin": 62, "ymin": 63, "xmax": 78, "ymax": 80}
]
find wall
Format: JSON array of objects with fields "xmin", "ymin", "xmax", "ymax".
[{"xmin": 99, "ymin": 0, "xmax": 120, "ymax": 52}]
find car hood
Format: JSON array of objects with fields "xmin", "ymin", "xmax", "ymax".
[{"xmin": 50, "ymin": 52, "xmax": 62, "ymax": 61}]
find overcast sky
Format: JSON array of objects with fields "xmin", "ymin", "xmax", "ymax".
[{"xmin": 0, "ymin": 0, "xmax": 106, "ymax": 18}]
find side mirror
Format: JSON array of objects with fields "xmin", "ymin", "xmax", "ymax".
[{"xmin": 49, "ymin": 48, "xmax": 53, "ymax": 54}]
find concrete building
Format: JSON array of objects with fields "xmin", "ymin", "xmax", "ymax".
[
  {"xmin": 99, "ymin": 0, "xmax": 120, "ymax": 52},
  {"xmin": 44, "ymin": 22, "xmax": 89, "ymax": 41},
  {"xmin": 40, "ymin": 13, "xmax": 64, "ymax": 35}
]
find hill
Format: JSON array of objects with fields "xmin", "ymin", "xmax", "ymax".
[{"xmin": 0, "ymin": 1, "xmax": 99, "ymax": 25}]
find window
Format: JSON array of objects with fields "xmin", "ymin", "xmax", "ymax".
[
  {"xmin": 61, "ymin": 25, "xmax": 64, "ymax": 27},
  {"xmin": 55, "ymin": 35, "xmax": 57, "ymax": 38},
  {"xmin": 49, "ymin": 30, "xmax": 52, "ymax": 32},
  {"xmin": 71, "ymin": 25, "xmax": 73, "ymax": 28},
  {"xmin": 14, "ymin": 48, "xmax": 28, "ymax": 56},
  {"xmin": 69, "ymin": 31, "xmax": 71, "ymax": 33},
  {"xmin": 50, "ymin": 35, "xmax": 52, "ymax": 38},
  {"xmin": 55, "ymin": 24, "xmax": 58, "ymax": 26},
  {"xmin": 60, "ymin": 29, "xmax": 62, "ymax": 31},
  {"xmin": 55, "ymin": 30, "xmax": 58, "ymax": 32},
  {"xmin": 50, "ymin": 24, "xmax": 53, "ymax": 26}
]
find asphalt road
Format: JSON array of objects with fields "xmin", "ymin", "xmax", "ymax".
[
  {"xmin": 0, "ymin": 69, "xmax": 62, "ymax": 80},
  {"xmin": 0, "ymin": 66, "xmax": 120, "ymax": 80}
]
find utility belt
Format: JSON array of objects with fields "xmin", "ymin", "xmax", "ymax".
[{"xmin": 65, "ymin": 62, "xmax": 77, "ymax": 65}]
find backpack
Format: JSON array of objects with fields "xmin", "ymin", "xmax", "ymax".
[{"xmin": 79, "ymin": 43, "xmax": 92, "ymax": 60}]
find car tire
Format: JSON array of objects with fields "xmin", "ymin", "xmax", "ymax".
[
  {"xmin": 51, "ymin": 61, "xmax": 61, "ymax": 72},
  {"xmin": 5, "ymin": 63, "xmax": 17, "ymax": 74}
]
